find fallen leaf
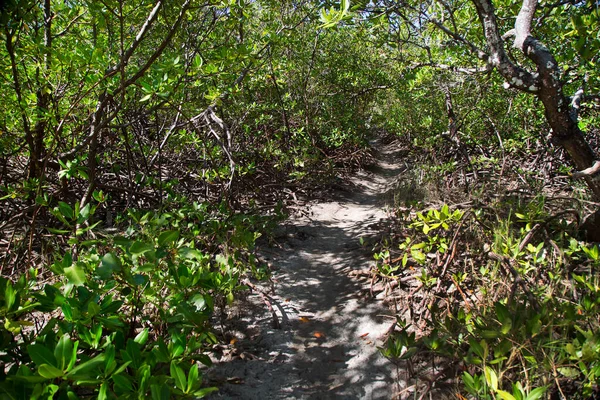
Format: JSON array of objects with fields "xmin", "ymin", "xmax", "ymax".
[
  {"xmin": 285, "ymin": 298, "xmax": 291, "ymax": 302},
  {"xmin": 313, "ymin": 331, "xmax": 326, "ymax": 339},
  {"xmin": 366, "ymin": 340, "xmax": 372, "ymax": 345},
  {"xmin": 299, "ymin": 316, "xmax": 311, "ymax": 323},
  {"xmin": 359, "ymin": 333, "xmax": 369, "ymax": 339},
  {"xmin": 230, "ymin": 338, "xmax": 238, "ymax": 345}
]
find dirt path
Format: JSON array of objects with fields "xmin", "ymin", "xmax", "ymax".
[{"xmin": 206, "ymin": 140, "xmax": 407, "ymax": 399}]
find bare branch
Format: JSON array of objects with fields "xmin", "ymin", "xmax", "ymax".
[
  {"xmin": 571, "ymin": 88, "xmax": 584, "ymax": 120},
  {"xmin": 429, "ymin": 18, "xmax": 488, "ymax": 61},
  {"xmin": 571, "ymin": 160, "xmax": 600, "ymax": 179},
  {"xmin": 408, "ymin": 62, "xmax": 492, "ymax": 74},
  {"xmin": 513, "ymin": 0, "xmax": 537, "ymax": 50},
  {"xmin": 105, "ymin": 2, "xmax": 163, "ymax": 78},
  {"xmin": 471, "ymin": 0, "xmax": 538, "ymax": 92}
]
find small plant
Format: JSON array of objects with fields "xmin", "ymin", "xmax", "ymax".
[
  {"xmin": 376, "ymin": 201, "xmax": 600, "ymax": 398},
  {"xmin": 0, "ymin": 197, "xmax": 280, "ymax": 398}
]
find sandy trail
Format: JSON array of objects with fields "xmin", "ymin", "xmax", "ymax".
[{"xmin": 207, "ymin": 140, "xmax": 406, "ymax": 399}]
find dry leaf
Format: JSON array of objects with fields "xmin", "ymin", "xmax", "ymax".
[
  {"xmin": 359, "ymin": 332, "xmax": 369, "ymax": 338},
  {"xmin": 313, "ymin": 331, "xmax": 326, "ymax": 339},
  {"xmin": 230, "ymin": 338, "xmax": 238, "ymax": 345},
  {"xmin": 299, "ymin": 316, "xmax": 311, "ymax": 323}
]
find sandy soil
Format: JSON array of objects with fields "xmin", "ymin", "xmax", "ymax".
[{"xmin": 205, "ymin": 140, "xmax": 407, "ymax": 399}]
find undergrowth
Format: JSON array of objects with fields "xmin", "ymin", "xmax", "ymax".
[
  {"xmin": 374, "ymin": 138, "xmax": 600, "ymax": 399},
  {"xmin": 0, "ymin": 197, "xmax": 283, "ymax": 399}
]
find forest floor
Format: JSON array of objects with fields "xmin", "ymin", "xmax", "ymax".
[{"xmin": 205, "ymin": 139, "xmax": 410, "ymax": 399}]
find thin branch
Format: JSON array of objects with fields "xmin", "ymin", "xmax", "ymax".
[
  {"xmin": 105, "ymin": 2, "xmax": 163, "ymax": 78},
  {"xmin": 429, "ymin": 18, "xmax": 488, "ymax": 61}
]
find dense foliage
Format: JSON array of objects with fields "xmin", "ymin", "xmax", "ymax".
[{"xmin": 0, "ymin": 0, "xmax": 598, "ymax": 398}]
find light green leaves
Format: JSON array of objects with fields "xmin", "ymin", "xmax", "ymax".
[
  {"xmin": 320, "ymin": 0, "xmax": 352, "ymax": 28},
  {"xmin": 64, "ymin": 264, "xmax": 87, "ymax": 286}
]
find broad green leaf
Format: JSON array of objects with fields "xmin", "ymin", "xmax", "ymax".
[
  {"xmin": 158, "ymin": 230, "xmax": 179, "ymax": 247},
  {"xmin": 187, "ymin": 364, "xmax": 199, "ymax": 393},
  {"xmin": 525, "ymin": 387, "xmax": 547, "ymax": 400},
  {"xmin": 134, "ymin": 328, "xmax": 149, "ymax": 345},
  {"xmin": 38, "ymin": 364, "xmax": 64, "ymax": 379},
  {"xmin": 101, "ymin": 252, "xmax": 122, "ymax": 272},
  {"xmin": 58, "ymin": 201, "xmax": 74, "ymax": 220},
  {"xmin": 98, "ymin": 253, "xmax": 122, "ymax": 279},
  {"xmin": 27, "ymin": 344, "xmax": 58, "ymax": 367},
  {"xmin": 484, "ymin": 366, "xmax": 498, "ymax": 391},
  {"xmin": 79, "ymin": 203, "xmax": 91, "ymax": 222},
  {"xmin": 113, "ymin": 374, "xmax": 134, "ymax": 392},
  {"xmin": 67, "ymin": 354, "xmax": 105, "ymax": 379},
  {"xmin": 170, "ymin": 361, "xmax": 187, "ymax": 391},
  {"xmin": 130, "ymin": 241, "xmax": 154, "ymax": 256},
  {"xmin": 557, "ymin": 367, "xmax": 579, "ymax": 378},
  {"xmin": 497, "ymin": 390, "xmax": 516, "ymax": 400},
  {"xmin": 55, "ymin": 334, "xmax": 73, "ymax": 370},
  {"xmin": 98, "ymin": 382, "xmax": 108, "ymax": 400},
  {"xmin": 151, "ymin": 383, "xmax": 171, "ymax": 400},
  {"xmin": 64, "ymin": 264, "xmax": 87, "ymax": 286}
]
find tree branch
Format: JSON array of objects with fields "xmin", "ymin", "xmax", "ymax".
[
  {"xmin": 105, "ymin": 2, "xmax": 163, "ymax": 78},
  {"xmin": 471, "ymin": 0, "xmax": 539, "ymax": 92},
  {"xmin": 571, "ymin": 161, "xmax": 600, "ymax": 179},
  {"xmin": 513, "ymin": 0, "xmax": 537, "ymax": 50}
]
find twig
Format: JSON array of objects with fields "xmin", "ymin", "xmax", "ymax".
[
  {"xmin": 241, "ymin": 279, "xmax": 280, "ymax": 329},
  {"xmin": 487, "ymin": 252, "xmax": 539, "ymax": 310}
]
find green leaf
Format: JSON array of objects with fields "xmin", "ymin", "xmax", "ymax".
[
  {"xmin": 130, "ymin": 241, "xmax": 154, "ymax": 256},
  {"xmin": 187, "ymin": 364, "xmax": 199, "ymax": 393},
  {"xmin": 557, "ymin": 367, "xmax": 579, "ymax": 378},
  {"xmin": 67, "ymin": 354, "xmax": 105, "ymax": 379},
  {"xmin": 58, "ymin": 201, "xmax": 74, "ymax": 220},
  {"xmin": 140, "ymin": 93, "xmax": 153, "ymax": 102},
  {"xmin": 55, "ymin": 334, "xmax": 73, "ymax": 371},
  {"xmin": 64, "ymin": 264, "xmax": 87, "ymax": 286},
  {"xmin": 28, "ymin": 344, "xmax": 58, "ymax": 367},
  {"xmin": 102, "ymin": 252, "xmax": 122, "ymax": 272},
  {"xmin": 0, "ymin": 383, "xmax": 17, "ymax": 399},
  {"xmin": 158, "ymin": 230, "xmax": 179, "ymax": 247},
  {"xmin": 151, "ymin": 383, "xmax": 171, "ymax": 400},
  {"xmin": 4, "ymin": 282, "xmax": 17, "ymax": 312},
  {"xmin": 134, "ymin": 328, "xmax": 149, "ymax": 345},
  {"xmin": 497, "ymin": 390, "xmax": 517, "ymax": 400},
  {"xmin": 192, "ymin": 387, "xmax": 218, "ymax": 397},
  {"xmin": 484, "ymin": 366, "xmax": 498, "ymax": 391},
  {"xmin": 38, "ymin": 364, "xmax": 64, "ymax": 379},
  {"xmin": 170, "ymin": 361, "xmax": 187, "ymax": 391},
  {"xmin": 98, "ymin": 252, "xmax": 122, "ymax": 279},
  {"xmin": 525, "ymin": 387, "xmax": 547, "ymax": 400},
  {"xmin": 113, "ymin": 374, "xmax": 134, "ymax": 393},
  {"xmin": 79, "ymin": 203, "xmax": 91, "ymax": 222},
  {"xmin": 98, "ymin": 381, "xmax": 108, "ymax": 400}
]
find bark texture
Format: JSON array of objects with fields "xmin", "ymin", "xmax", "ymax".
[{"xmin": 471, "ymin": 0, "xmax": 600, "ymax": 201}]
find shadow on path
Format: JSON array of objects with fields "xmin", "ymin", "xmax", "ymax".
[{"xmin": 206, "ymin": 139, "xmax": 408, "ymax": 399}]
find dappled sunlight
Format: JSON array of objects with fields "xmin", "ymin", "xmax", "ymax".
[{"xmin": 206, "ymin": 140, "xmax": 407, "ymax": 399}]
